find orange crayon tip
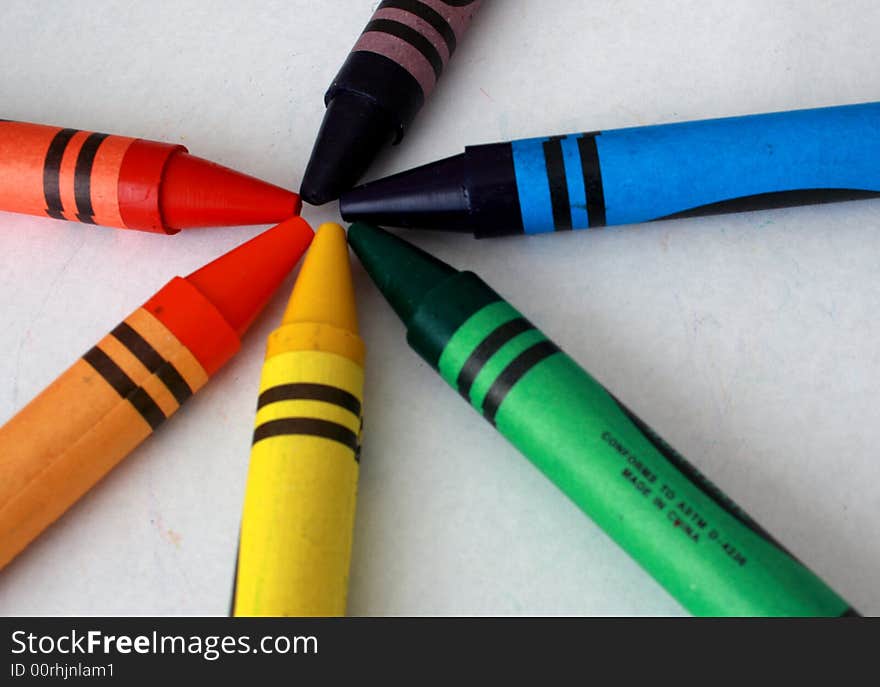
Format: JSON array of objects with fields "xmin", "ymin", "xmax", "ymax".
[
  {"xmin": 188, "ymin": 216, "xmax": 314, "ymax": 337},
  {"xmin": 159, "ymin": 152, "xmax": 302, "ymax": 230}
]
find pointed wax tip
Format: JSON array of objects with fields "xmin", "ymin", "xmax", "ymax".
[
  {"xmin": 161, "ymin": 152, "xmax": 301, "ymax": 229},
  {"xmin": 346, "ymin": 222, "xmax": 456, "ymax": 326},
  {"xmin": 300, "ymin": 93, "xmax": 396, "ymax": 205},
  {"xmin": 186, "ymin": 216, "xmax": 314, "ymax": 336},
  {"xmin": 282, "ymin": 222, "xmax": 359, "ymax": 334}
]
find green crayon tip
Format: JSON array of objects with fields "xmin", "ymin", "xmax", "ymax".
[{"xmin": 347, "ymin": 222, "xmax": 456, "ymax": 326}]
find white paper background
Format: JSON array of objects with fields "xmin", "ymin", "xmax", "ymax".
[{"xmin": 0, "ymin": 0, "xmax": 878, "ymax": 616}]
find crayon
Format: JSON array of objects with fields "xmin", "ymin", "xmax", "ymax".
[
  {"xmin": 233, "ymin": 222, "xmax": 363, "ymax": 617},
  {"xmin": 0, "ymin": 217, "xmax": 314, "ymax": 569},
  {"xmin": 347, "ymin": 222, "xmax": 858, "ymax": 617},
  {"xmin": 300, "ymin": 0, "xmax": 482, "ymax": 205},
  {"xmin": 340, "ymin": 101, "xmax": 880, "ymax": 236},
  {"xmin": 0, "ymin": 119, "xmax": 301, "ymax": 233}
]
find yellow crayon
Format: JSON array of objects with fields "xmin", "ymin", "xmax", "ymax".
[{"xmin": 233, "ymin": 222, "xmax": 364, "ymax": 616}]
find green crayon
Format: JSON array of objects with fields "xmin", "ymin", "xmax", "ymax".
[{"xmin": 347, "ymin": 222, "xmax": 857, "ymax": 617}]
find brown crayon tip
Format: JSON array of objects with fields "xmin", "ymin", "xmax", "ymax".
[
  {"xmin": 186, "ymin": 216, "xmax": 314, "ymax": 337},
  {"xmin": 160, "ymin": 152, "xmax": 302, "ymax": 230}
]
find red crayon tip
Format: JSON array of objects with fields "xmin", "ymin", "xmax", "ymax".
[
  {"xmin": 187, "ymin": 216, "xmax": 314, "ymax": 336},
  {"xmin": 159, "ymin": 152, "xmax": 302, "ymax": 230},
  {"xmin": 145, "ymin": 217, "xmax": 313, "ymax": 376}
]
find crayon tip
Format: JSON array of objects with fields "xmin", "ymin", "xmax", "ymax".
[
  {"xmin": 282, "ymin": 222, "xmax": 358, "ymax": 334},
  {"xmin": 187, "ymin": 216, "xmax": 314, "ymax": 337},
  {"xmin": 347, "ymin": 222, "xmax": 456, "ymax": 326},
  {"xmin": 339, "ymin": 154, "xmax": 471, "ymax": 231},
  {"xmin": 160, "ymin": 152, "xmax": 302, "ymax": 230},
  {"xmin": 300, "ymin": 92, "xmax": 397, "ymax": 205}
]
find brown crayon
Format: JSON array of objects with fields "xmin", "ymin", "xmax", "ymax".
[{"xmin": 300, "ymin": 0, "xmax": 483, "ymax": 204}]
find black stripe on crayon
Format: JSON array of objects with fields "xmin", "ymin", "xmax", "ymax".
[
  {"xmin": 456, "ymin": 317, "xmax": 534, "ymax": 401},
  {"xmin": 252, "ymin": 418, "xmax": 359, "ymax": 453},
  {"xmin": 257, "ymin": 383, "xmax": 362, "ymax": 417},
  {"xmin": 73, "ymin": 132, "xmax": 109, "ymax": 224},
  {"xmin": 42, "ymin": 128, "xmax": 78, "ymax": 220},
  {"xmin": 110, "ymin": 322, "xmax": 193, "ymax": 406},
  {"xmin": 577, "ymin": 132, "xmax": 606, "ymax": 228},
  {"xmin": 543, "ymin": 136, "xmax": 573, "ymax": 231},
  {"xmin": 482, "ymin": 340, "xmax": 560, "ymax": 425},
  {"xmin": 378, "ymin": 0, "xmax": 458, "ymax": 55},
  {"xmin": 82, "ymin": 346, "xmax": 166, "ymax": 431},
  {"xmin": 840, "ymin": 607, "xmax": 863, "ymax": 617},
  {"xmin": 364, "ymin": 19, "xmax": 444, "ymax": 80}
]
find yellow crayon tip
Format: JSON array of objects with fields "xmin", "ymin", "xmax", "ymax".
[{"xmin": 281, "ymin": 222, "xmax": 358, "ymax": 334}]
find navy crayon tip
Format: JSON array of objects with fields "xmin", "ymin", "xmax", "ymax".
[
  {"xmin": 340, "ymin": 154, "xmax": 472, "ymax": 231},
  {"xmin": 347, "ymin": 222, "xmax": 455, "ymax": 325},
  {"xmin": 300, "ymin": 92, "xmax": 397, "ymax": 205}
]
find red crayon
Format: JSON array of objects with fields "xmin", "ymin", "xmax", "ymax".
[
  {"xmin": 0, "ymin": 217, "xmax": 314, "ymax": 568},
  {"xmin": 0, "ymin": 120, "xmax": 301, "ymax": 233}
]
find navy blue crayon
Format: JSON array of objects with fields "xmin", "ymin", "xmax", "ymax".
[{"xmin": 340, "ymin": 101, "xmax": 880, "ymax": 237}]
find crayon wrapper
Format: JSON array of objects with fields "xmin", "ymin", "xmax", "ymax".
[
  {"xmin": 0, "ymin": 121, "xmax": 136, "ymax": 228},
  {"xmin": 429, "ymin": 286, "xmax": 850, "ymax": 616},
  {"xmin": 235, "ymin": 349, "xmax": 363, "ymax": 617},
  {"xmin": 0, "ymin": 308, "xmax": 208, "ymax": 568},
  {"xmin": 506, "ymin": 102, "xmax": 880, "ymax": 234},
  {"xmin": 352, "ymin": 0, "xmax": 482, "ymax": 97}
]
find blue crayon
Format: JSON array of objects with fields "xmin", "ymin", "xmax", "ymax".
[{"xmin": 340, "ymin": 101, "xmax": 880, "ymax": 237}]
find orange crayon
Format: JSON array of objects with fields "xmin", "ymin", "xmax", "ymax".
[
  {"xmin": 0, "ymin": 217, "xmax": 314, "ymax": 568},
  {"xmin": 0, "ymin": 119, "xmax": 301, "ymax": 233}
]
